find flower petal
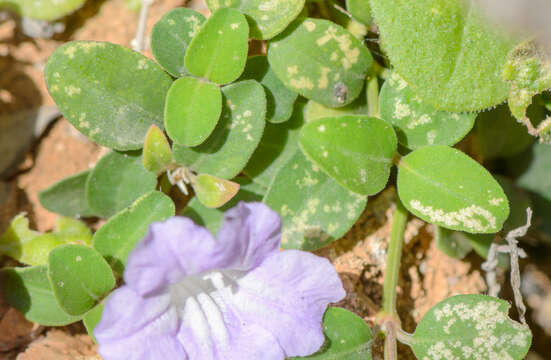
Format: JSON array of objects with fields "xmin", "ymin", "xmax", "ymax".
[
  {"xmin": 124, "ymin": 217, "xmax": 225, "ymax": 296},
  {"xmin": 231, "ymin": 251, "xmax": 345, "ymax": 357},
  {"xmin": 217, "ymin": 202, "xmax": 281, "ymax": 271},
  {"xmin": 95, "ymin": 286, "xmax": 187, "ymax": 360}
]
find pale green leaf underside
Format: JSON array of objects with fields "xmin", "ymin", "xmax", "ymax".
[
  {"xmin": 371, "ymin": 0, "xmax": 516, "ymax": 112},
  {"xmin": 45, "ymin": 41, "xmax": 173, "ymax": 150},
  {"xmin": 0, "ymin": 0, "xmax": 85, "ymax": 21},
  {"xmin": 413, "ymin": 294, "xmax": 531, "ymax": 360},
  {"xmin": 379, "ymin": 72, "xmax": 476, "ymax": 149},
  {"xmin": 264, "ymin": 151, "xmax": 366, "ymax": 250},
  {"xmin": 268, "ymin": 17, "xmax": 373, "ymax": 107},
  {"xmin": 206, "ymin": 0, "xmax": 305, "ymax": 40},
  {"xmin": 397, "ymin": 145, "xmax": 509, "ymax": 233}
]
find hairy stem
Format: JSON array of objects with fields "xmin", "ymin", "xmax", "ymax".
[
  {"xmin": 367, "ymin": 76, "xmax": 379, "ymax": 118},
  {"xmin": 382, "ymin": 199, "xmax": 408, "ymax": 316}
]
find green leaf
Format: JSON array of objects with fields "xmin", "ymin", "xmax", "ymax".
[
  {"xmin": 475, "ymin": 103, "xmax": 542, "ymax": 160},
  {"xmin": 268, "ymin": 17, "xmax": 373, "ymax": 107},
  {"xmin": 514, "ymin": 143, "xmax": 551, "ymax": 202},
  {"xmin": 83, "ymin": 303, "xmax": 104, "ymax": 343},
  {"xmin": 48, "ymin": 244, "xmax": 115, "ymax": 316},
  {"xmin": 379, "ymin": 72, "xmax": 476, "ymax": 149},
  {"xmin": 173, "ymin": 80, "xmax": 266, "ymax": 179},
  {"xmin": 290, "ymin": 307, "xmax": 372, "ymax": 359},
  {"xmin": 0, "ymin": 0, "xmax": 85, "ymax": 21},
  {"xmin": 143, "ymin": 125, "xmax": 173, "ymax": 174},
  {"xmin": 164, "ymin": 76, "xmax": 222, "ymax": 146},
  {"xmin": 191, "ymin": 174, "xmax": 240, "ymax": 208},
  {"xmin": 45, "ymin": 41, "xmax": 172, "ymax": 150},
  {"xmin": 243, "ymin": 100, "xmax": 306, "ymax": 187},
  {"xmin": 93, "ymin": 191, "xmax": 175, "ymax": 275},
  {"xmin": 207, "ymin": 0, "xmax": 305, "ymax": 40},
  {"xmin": 38, "ymin": 170, "xmax": 97, "ymax": 218},
  {"xmin": 150, "ymin": 8, "xmax": 206, "ymax": 77},
  {"xmin": 346, "ymin": 0, "xmax": 372, "ymax": 25},
  {"xmin": 304, "ymin": 90, "xmax": 367, "ymax": 123},
  {"xmin": 503, "ymin": 41, "xmax": 551, "ymax": 123},
  {"xmin": 0, "ymin": 265, "xmax": 82, "ymax": 326},
  {"xmin": 370, "ymin": 0, "xmax": 515, "ymax": 112},
  {"xmin": 264, "ymin": 151, "xmax": 366, "ymax": 250},
  {"xmin": 299, "ymin": 115, "xmax": 397, "ymax": 195},
  {"xmin": 397, "ymin": 145, "xmax": 509, "ymax": 233},
  {"xmin": 412, "ymin": 294, "xmax": 531, "ymax": 360},
  {"xmin": 182, "ymin": 177, "xmax": 265, "ymax": 234},
  {"xmin": 86, "ymin": 151, "xmax": 157, "ymax": 218},
  {"xmin": 239, "ymin": 55, "xmax": 298, "ymax": 124},
  {"xmin": 184, "ymin": 8, "xmax": 249, "ymax": 84},
  {"xmin": 435, "ymin": 226, "xmax": 473, "ymax": 259},
  {"xmin": 0, "ymin": 214, "xmax": 91, "ymax": 266}
]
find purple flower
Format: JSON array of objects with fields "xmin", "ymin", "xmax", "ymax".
[{"xmin": 95, "ymin": 202, "xmax": 345, "ymax": 360}]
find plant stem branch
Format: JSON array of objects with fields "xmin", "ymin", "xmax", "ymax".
[
  {"xmin": 367, "ymin": 76, "xmax": 379, "ymax": 118},
  {"xmin": 384, "ymin": 321, "xmax": 397, "ymax": 360},
  {"xmin": 382, "ymin": 198, "xmax": 408, "ymax": 317},
  {"xmin": 132, "ymin": 0, "xmax": 154, "ymax": 52}
]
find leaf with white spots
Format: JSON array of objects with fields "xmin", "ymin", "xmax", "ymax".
[
  {"xmin": 0, "ymin": 265, "xmax": 82, "ymax": 326},
  {"xmin": 268, "ymin": 17, "xmax": 372, "ymax": 107},
  {"xmin": 397, "ymin": 145, "xmax": 509, "ymax": 233},
  {"xmin": 299, "ymin": 115, "xmax": 397, "ymax": 195},
  {"xmin": 264, "ymin": 151, "xmax": 366, "ymax": 250},
  {"xmin": 86, "ymin": 151, "xmax": 157, "ymax": 218},
  {"xmin": 173, "ymin": 80, "xmax": 266, "ymax": 179},
  {"xmin": 184, "ymin": 8, "xmax": 249, "ymax": 84},
  {"xmin": 48, "ymin": 244, "xmax": 115, "ymax": 316},
  {"xmin": 191, "ymin": 174, "xmax": 240, "ymax": 208},
  {"xmin": 289, "ymin": 307, "xmax": 372, "ymax": 359},
  {"xmin": 164, "ymin": 76, "xmax": 222, "ymax": 146},
  {"xmin": 304, "ymin": 89, "xmax": 367, "ymax": 122},
  {"xmin": 244, "ymin": 100, "xmax": 306, "ymax": 187},
  {"xmin": 93, "ymin": 191, "xmax": 175, "ymax": 276},
  {"xmin": 206, "ymin": 0, "xmax": 305, "ymax": 40},
  {"xmin": 370, "ymin": 0, "xmax": 515, "ymax": 112},
  {"xmin": 379, "ymin": 72, "xmax": 476, "ymax": 149},
  {"xmin": 412, "ymin": 294, "xmax": 531, "ymax": 360},
  {"xmin": 182, "ymin": 177, "xmax": 265, "ymax": 235},
  {"xmin": 150, "ymin": 8, "xmax": 206, "ymax": 77},
  {"xmin": 45, "ymin": 41, "xmax": 173, "ymax": 150},
  {"xmin": 239, "ymin": 55, "xmax": 298, "ymax": 123}
]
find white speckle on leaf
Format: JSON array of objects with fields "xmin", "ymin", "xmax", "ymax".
[
  {"xmin": 489, "ymin": 198, "xmax": 504, "ymax": 206},
  {"xmin": 318, "ymin": 67, "xmax": 330, "ymax": 89},
  {"xmin": 407, "ymin": 114, "xmax": 432, "ymax": 129},
  {"xmin": 230, "ymin": 23, "xmax": 239, "ymax": 30},
  {"xmin": 64, "ymin": 45, "xmax": 77, "ymax": 58},
  {"xmin": 287, "ymin": 65, "xmax": 298, "ymax": 75},
  {"xmin": 304, "ymin": 21, "xmax": 316, "ymax": 32},
  {"xmin": 76, "ymin": 256, "xmax": 82, "ymax": 262},
  {"xmin": 290, "ymin": 77, "xmax": 314, "ymax": 90},
  {"xmin": 427, "ymin": 130, "xmax": 437, "ymax": 145},
  {"xmin": 394, "ymin": 99, "xmax": 411, "ymax": 119},
  {"xmin": 318, "ymin": 125, "xmax": 326, "ymax": 132},
  {"xmin": 65, "ymin": 85, "xmax": 81, "ymax": 97}
]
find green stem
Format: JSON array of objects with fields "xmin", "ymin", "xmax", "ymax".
[
  {"xmin": 367, "ymin": 76, "xmax": 379, "ymax": 118},
  {"xmin": 382, "ymin": 198, "xmax": 408, "ymax": 317}
]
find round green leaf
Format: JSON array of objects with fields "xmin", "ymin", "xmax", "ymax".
[
  {"xmin": 379, "ymin": 72, "xmax": 476, "ymax": 149},
  {"xmin": 45, "ymin": 41, "xmax": 173, "ymax": 150},
  {"xmin": 264, "ymin": 151, "xmax": 366, "ymax": 250},
  {"xmin": 173, "ymin": 80, "xmax": 266, "ymax": 179},
  {"xmin": 0, "ymin": 265, "xmax": 82, "ymax": 326},
  {"xmin": 243, "ymin": 100, "xmax": 306, "ymax": 187},
  {"xmin": 150, "ymin": 8, "xmax": 206, "ymax": 77},
  {"xmin": 397, "ymin": 145, "xmax": 509, "ymax": 233},
  {"xmin": 143, "ymin": 125, "xmax": 173, "ymax": 174},
  {"xmin": 86, "ymin": 151, "xmax": 157, "ymax": 218},
  {"xmin": 239, "ymin": 55, "xmax": 298, "ymax": 124},
  {"xmin": 92, "ymin": 191, "xmax": 175, "ymax": 275},
  {"xmin": 346, "ymin": 0, "xmax": 372, "ymax": 25},
  {"xmin": 291, "ymin": 307, "xmax": 372, "ymax": 359},
  {"xmin": 299, "ymin": 115, "xmax": 397, "ymax": 195},
  {"xmin": 370, "ymin": 0, "xmax": 515, "ymax": 112},
  {"xmin": 191, "ymin": 174, "xmax": 240, "ymax": 208},
  {"xmin": 0, "ymin": 0, "xmax": 85, "ymax": 21},
  {"xmin": 165, "ymin": 76, "xmax": 222, "ymax": 146},
  {"xmin": 514, "ymin": 143, "xmax": 551, "ymax": 202},
  {"xmin": 206, "ymin": 0, "xmax": 305, "ymax": 40},
  {"xmin": 184, "ymin": 8, "xmax": 249, "ymax": 84},
  {"xmin": 182, "ymin": 177, "xmax": 265, "ymax": 235},
  {"xmin": 38, "ymin": 170, "xmax": 96, "ymax": 218},
  {"xmin": 48, "ymin": 244, "xmax": 115, "ymax": 316},
  {"xmin": 268, "ymin": 17, "xmax": 373, "ymax": 107},
  {"xmin": 412, "ymin": 294, "xmax": 531, "ymax": 360}
]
